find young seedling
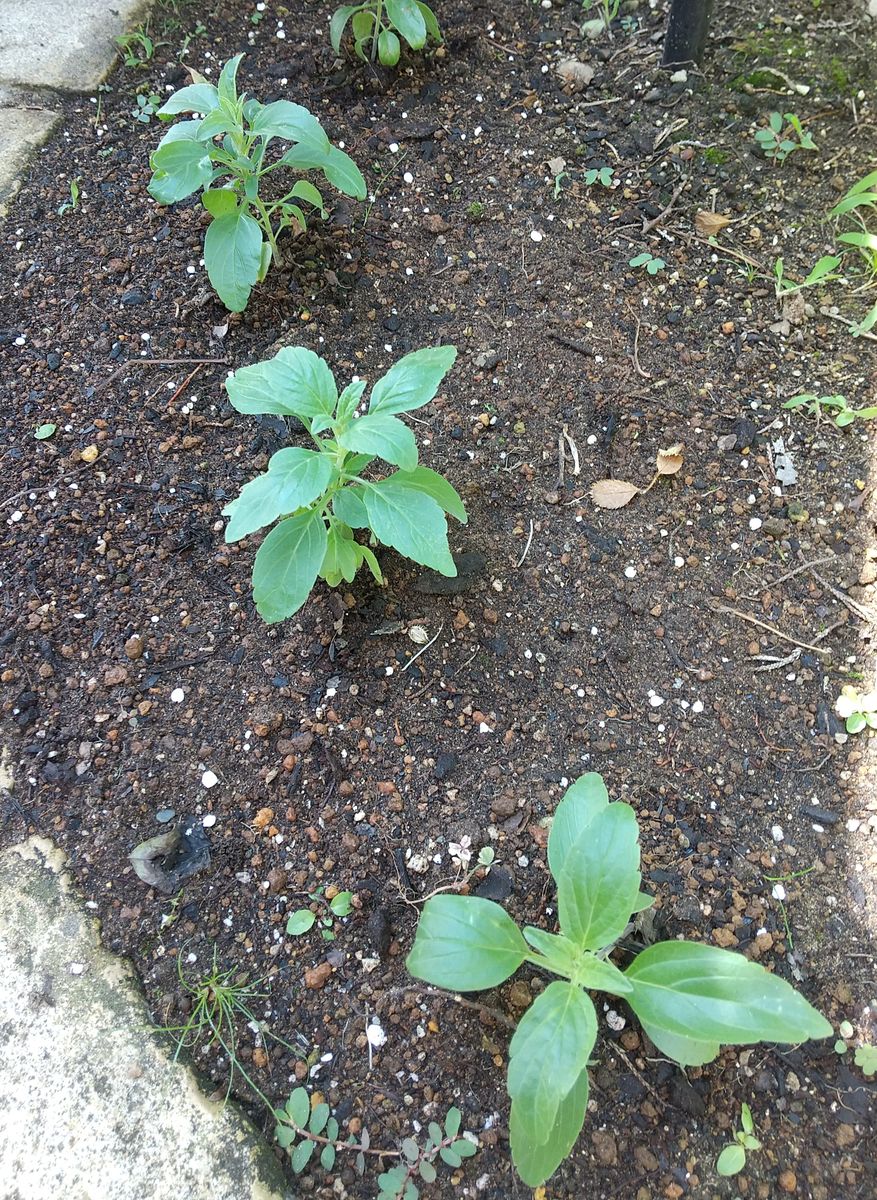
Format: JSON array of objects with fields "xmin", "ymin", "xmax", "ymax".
[
  {"xmin": 132, "ymin": 92, "xmax": 162, "ymax": 124},
  {"xmin": 330, "ymin": 0, "xmax": 442, "ymax": 67},
  {"xmin": 584, "ymin": 166, "xmax": 614, "ymax": 187},
  {"xmin": 581, "ymin": 0, "xmax": 621, "ymax": 39},
  {"xmin": 147, "ymin": 55, "xmax": 366, "ymax": 311},
  {"xmin": 629, "ymin": 251, "xmax": 666, "ymax": 275},
  {"xmin": 755, "ymin": 111, "xmax": 817, "ymax": 163},
  {"xmin": 773, "ymin": 254, "xmax": 841, "ymax": 298},
  {"xmin": 222, "ymin": 345, "xmax": 466, "ymax": 622},
  {"xmin": 275, "ymin": 1095, "xmax": 476, "ymax": 1193},
  {"xmin": 716, "ymin": 1103, "xmax": 762, "ymax": 1177},
  {"xmin": 406, "ymin": 773, "xmax": 832, "ymax": 1187},
  {"xmin": 783, "ymin": 392, "xmax": 877, "ymax": 428},
  {"xmin": 855, "ymin": 1044, "xmax": 877, "ymax": 1076},
  {"xmin": 829, "ymin": 170, "xmax": 877, "ymax": 335},
  {"xmin": 57, "ymin": 178, "xmax": 80, "ymax": 216},
  {"xmin": 287, "ymin": 887, "xmax": 353, "ymax": 941},
  {"xmin": 115, "ymin": 27, "xmax": 159, "ymax": 68},
  {"xmin": 835, "ymin": 684, "xmax": 877, "ymax": 734}
]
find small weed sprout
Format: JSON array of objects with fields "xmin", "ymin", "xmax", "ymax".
[
  {"xmin": 581, "ymin": 0, "xmax": 621, "ymax": 39},
  {"xmin": 330, "ymin": 0, "xmax": 443, "ymax": 68},
  {"xmin": 584, "ymin": 166, "xmax": 614, "ymax": 187},
  {"xmin": 755, "ymin": 111, "xmax": 817, "ymax": 163},
  {"xmin": 287, "ymin": 887, "xmax": 354, "ymax": 940},
  {"xmin": 132, "ymin": 92, "xmax": 162, "ymax": 123},
  {"xmin": 115, "ymin": 27, "xmax": 159, "ymax": 68},
  {"xmin": 783, "ymin": 392, "xmax": 877, "ymax": 428},
  {"xmin": 830, "ymin": 169, "xmax": 877, "ymax": 336},
  {"xmin": 629, "ymin": 251, "xmax": 666, "ymax": 275},
  {"xmin": 773, "ymin": 254, "xmax": 841, "ymax": 298},
  {"xmin": 716, "ymin": 1103, "xmax": 762, "ymax": 1177},
  {"xmin": 855, "ymin": 1044, "xmax": 877, "ymax": 1076},
  {"xmin": 835, "ymin": 684, "xmax": 877, "ymax": 734},
  {"xmin": 57, "ymin": 178, "xmax": 81, "ymax": 216}
]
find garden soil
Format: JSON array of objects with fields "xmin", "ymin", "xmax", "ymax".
[{"xmin": 2, "ymin": 1, "xmax": 876, "ymax": 1197}]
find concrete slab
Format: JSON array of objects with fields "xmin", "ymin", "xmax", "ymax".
[
  {"xmin": 0, "ymin": 105, "xmax": 61, "ymax": 210},
  {"xmin": 0, "ymin": 1, "xmax": 151, "ymax": 93},
  {"xmin": 0, "ymin": 838, "xmax": 291, "ymax": 1200}
]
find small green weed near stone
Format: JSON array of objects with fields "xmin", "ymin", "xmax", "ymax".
[
  {"xmin": 716, "ymin": 1103, "xmax": 762, "ymax": 1177},
  {"xmin": 330, "ymin": 0, "xmax": 442, "ymax": 67},
  {"xmin": 584, "ymin": 166, "xmax": 614, "ymax": 187},
  {"xmin": 147, "ymin": 55, "xmax": 366, "ymax": 311},
  {"xmin": 835, "ymin": 685, "xmax": 877, "ymax": 734},
  {"xmin": 222, "ymin": 346, "xmax": 466, "ymax": 622},
  {"xmin": 115, "ymin": 27, "xmax": 160, "ymax": 68},
  {"xmin": 783, "ymin": 392, "xmax": 877, "ymax": 428},
  {"xmin": 57, "ymin": 178, "xmax": 80, "ymax": 217},
  {"xmin": 406, "ymin": 773, "xmax": 832, "ymax": 1187},
  {"xmin": 286, "ymin": 886, "xmax": 353, "ymax": 940},
  {"xmin": 629, "ymin": 251, "xmax": 665, "ymax": 275},
  {"xmin": 754, "ymin": 111, "xmax": 816, "ymax": 164}
]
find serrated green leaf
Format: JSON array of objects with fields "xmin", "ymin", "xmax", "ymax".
[
  {"xmin": 369, "ymin": 346, "xmax": 457, "ymax": 415},
  {"xmin": 204, "ymin": 209, "xmax": 263, "ymax": 312},
  {"xmin": 508, "ymin": 982, "xmax": 597, "ymax": 1145},
  {"xmin": 320, "ymin": 1142, "xmax": 336, "ymax": 1170},
  {"xmin": 148, "ymin": 138, "xmax": 214, "ymax": 204},
  {"xmin": 510, "ymin": 1065, "xmax": 588, "ymax": 1187},
  {"xmin": 361, "ymin": 477, "xmax": 455, "ymax": 574},
  {"xmin": 223, "ymin": 449, "xmax": 334, "ymax": 542},
  {"xmin": 716, "ymin": 1143, "xmax": 746, "ymax": 1176},
  {"xmin": 444, "ymin": 1106, "xmax": 461, "ymax": 1137},
  {"xmin": 226, "ymin": 346, "xmax": 338, "ymax": 425},
  {"xmin": 332, "ymin": 486, "xmax": 369, "ymax": 528},
  {"xmin": 286, "ymin": 909, "xmax": 317, "ymax": 935},
  {"xmin": 385, "ymin": 0, "xmax": 427, "ymax": 48},
  {"xmin": 556, "ymin": 801, "xmax": 641, "ymax": 950},
  {"xmin": 337, "ymin": 413, "xmax": 419, "ymax": 471},
  {"xmin": 625, "ymin": 941, "xmax": 833, "ymax": 1054},
  {"xmin": 309, "ymin": 1103, "xmax": 330, "ymax": 1135},
  {"xmin": 286, "ymin": 1087, "xmax": 310, "ymax": 1127},
  {"xmin": 291, "ymin": 1138, "xmax": 316, "ymax": 1173},
  {"xmin": 406, "ymin": 894, "xmax": 528, "ymax": 990},
  {"xmin": 390, "ymin": 467, "xmax": 467, "ymax": 523},
  {"xmin": 157, "ymin": 83, "xmax": 220, "ymax": 117},
  {"xmin": 251, "ymin": 508, "xmax": 328, "ymax": 622},
  {"xmin": 547, "ymin": 773, "xmax": 609, "ymax": 879}
]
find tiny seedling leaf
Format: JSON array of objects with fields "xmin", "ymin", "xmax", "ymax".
[
  {"xmin": 35, "ymin": 423, "xmax": 57, "ymax": 440},
  {"xmin": 286, "ymin": 909, "xmax": 317, "ymax": 935},
  {"xmin": 716, "ymin": 1143, "xmax": 746, "ymax": 1176}
]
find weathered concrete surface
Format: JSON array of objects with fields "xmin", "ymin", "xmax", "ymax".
[
  {"xmin": 0, "ymin": 0, "xmax": 151, "ymax": 92},
  {"xmin": 0, "ymin": 838, "xmax": 290, "ymax": 1200},
  {"xmin": 0, "ymin": 105, "xmax": 61, "ymax": 210}
]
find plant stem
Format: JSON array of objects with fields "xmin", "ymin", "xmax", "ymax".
[
  {"xmin": 371, "ymin": 0, "xmax": 384, "ymax": 61},
  {"xmin": 253, "ymin": 197, "xmax": 281, "ymax": 264}
]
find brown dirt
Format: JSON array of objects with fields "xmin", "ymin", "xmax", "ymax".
[{"xmin": 2, "ymin": 1, "xmax": 876, "ymax": 1197}]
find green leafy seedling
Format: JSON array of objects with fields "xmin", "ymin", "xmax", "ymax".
[
  {"xmin": 716, "ymin": 1103, "xmax": 762, "ymax": 1177},
  {"xmin": 115, "ymin": 27, "xmax": 159, "ymax": 68},
  {"xmin": 34, "ymin": 423, "xmax": 57, "ymax": 440},
  {"xmin": 629, "ymin": 251, "xmax": 665, "ymax": 275},
  {"xmin": 755, "ymin": 111, "xmax": 817, "ymax": 163},
  {"xmin": 855, "ymin": 1044, "xmax": 877, "ymax": 1076},
  {"xmin": 835, "ymin": 684, "xmax": 877, "ymax": 734},
  {"xmin": 222, "ymin": 345, "xmax": 466, "ymax": 623},
  {"xmin": 406, "ymin": 773, "xmax": 832, "ymax": 1187},
  {"xmin": 331, "ymin": 0, "xmax": 442, "ymax": 68},
  {"xmin": 773, "ymin": 254, "xmax": 841, "ymax": 298},
  {"xmin": 132, "ymin": 92, "xmax": 162, "ymax": 124},
  {"xmin": 783, "ymin": 392, "xmax": 877, "ymax": 428},
  {"xmin": 57, "ymin": 178, "xmax": 80, "ymax": 216},
  {"xmin": 147, "ymin": 55, "xmax": 366, "ymax": 311},
  {"xmin": 287, "ymin": 889, "xmax": 354, "ymax": 941},
  {"xmin": 584, "ymin": 166, "xmax": 614, "ymax": 187}
]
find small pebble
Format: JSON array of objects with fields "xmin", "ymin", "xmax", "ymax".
[
  {"xmin": 530, "ymin": 230, "xmax": 543, "ymax": 242},
  {"xmin": 170, "ymin": 688, "xmax": 185, "ymax": 703},
  {"xmin": 201, "ymin": 771, "xmax": 218, "ymax": 789},
  {"xmin": 155, "ymin": 808, "xmax": 175, "ymax": 823},
  {"xmin": 202, "ymin": 813, "xmax": 217, "ymax": 827}
]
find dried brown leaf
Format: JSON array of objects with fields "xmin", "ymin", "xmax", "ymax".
[
  {"xmin": 547, "ymin": 156, "xmax": 567, "ymax": 177},
  {"xmin": 590, "ymin": 479, "xmax": 641, "ymax": 509},
  {"xmin": 556, "ymin": 60, "xmax": 595, "ymax": 92},
  {"xmin": 695, "ymin": 210, "xmax": 732, "ymax": 238},
  {"xmin": 656, "ymin": 443, "xmax": 684, "ymax": 475}
]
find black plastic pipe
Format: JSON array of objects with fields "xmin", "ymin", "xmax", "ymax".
[{"xmin": 662, "ymin": 0, "xmax": 715, "ymax": 67}]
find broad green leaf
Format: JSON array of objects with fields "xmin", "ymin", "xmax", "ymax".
[
  {"xmin": 250, "ymin": 100, "xmax": 330, "ymax": 152},
  {"xmin": 286, "ymin": 909, "xmax": 317, "ymax": 935},
  {"xmin": 257, "ymin": 240, "xmax": 273, "ymax": 282},
  {"xmin": 275, "ymin": 1124, "xmax": 296, "ymax": 1149},
  {"xmin": 330, "ymin": 5, "xmax": 358, "ymax": 52},
  {"xmin": 369, "ymin": 346, "xmax": 457, "ymax": 415},
  {"xmin": 391, "ymin": 467, "xmax": 467, "ymax": 523},
  {"xmin": 148, "ymin": 138, "xmax": 214, "ymax": 204},
  {"xmin": 340, "ymin": 452, "xmax": 374, "ymax": 476},
  {"xmin": 361, "ymin": 477, "xmax": 455, "ymax": 574},
  {"xmin": 320, "ymin": 1144, "xmax": 336, "ymax": 1171},
  {"xmin": 337, "ymin": 412, "xmax": 419, "ymax": 470},
  {"xmin": 157, "ymin": 83, "xmax": 220, "ymax": 117},
  {"xmin": 416, "ymin": 2, "xmax": 442, "ymax": 40},
  {"xmin": 575, "ymin": 952, "xmax": 633, "ymax": 997},
  {"xmin": 445, "ymin": 1107, "xmax": 461, "ymax": 1137},
  {"xmin": 34, "ymin": 423, "xmax": 56, "ymax": 440},
  {"xmin": 197, "ymin": 107, "xmax": 237, "ymax": 140},
  {"xmin": 223, "ymin": 449, "xmax": 335, "ymax": 542},
  {"xmin": 838, "ymin": 231, "xmax": 877, "ymax": 252},
  {"xmin": 321, "ymin": 145, "xmax": 367, "ymax": 199},
  {"xmin": 204, "ymin": 209, "xmax": 263, "ymax": 312},
  {"xmin": 508, "ymin": 982, "xmax": 597, "ymax": 1144},
  {"xmin": 252, "ymin": 508, "xmax": 328, "ymax": 623},
  {"xmin": 451, "ymin": 1139, "xmax": 476, "ymax": 1158},
  {"xmin": 547, "ymin": 772, "xmax": 609, "ymax": 879},
  {"xmin": 332, "ymin": 486, "xmax": 369, "ymax": 528},
  {"xmin": 378, "ymin": 28, "xmax": 401, "ymax": 66},
  {"xmin": 286, "ymin": 1088, "xmax": 310, "ymax": 1127},
  {"xmin": 321, "ymin": 524, "xmax": 360, "ymax": 585},
  {"xmin": 831, "ymin": 191, "xmax": 877, "ymax": 216},
  {"xmin": 291, "ymin": 1139, "xmax": 315, "ymax": 1173},
  {"xmin": 155, "ymin": 120, "xmax": 205, "ymax": 150},
  {"xmin": 418, "ymin": 1159, "xmax": 436, "ymax": 1183},
  {"xmin": 289, "ymin": 179, "xmax": 326, "ymax": 214},
  {"xmin": 625, "ymin": 941, "xmax": 833, "ymax": 1054},
  {"xmin": 352, "ymin": 9, "xmax": 376, "ymax": 40},
  {"xmin": 556, "ymin": 802, "xmax": 641, "ymax": 950},
  {"xmin": 226, "ymin": 347, "xmax": 338, "ymax": 425},
  {"xmin": 521, "ymin": 928, "xmax": 579, "ymax": 978},
  {"xmin": 741, "ymin": 1103, "xmax": 754, "ymax": 1135},
  {"xmin": 386, "ymin": 0, "xmax": 427, "ymax": 48},
  {"xmin": 309, "ymin": 1103, "xmax": 330, "ymax": 1135},
  {"xmin": 406, "ymin": 894, "xmax": 529, "ymax": 990},
  {"xmin": 631, "ymin": 891, "xmax": 655, "ymax": 913},
  {"xmin": 510, "ymin": 1065, "xmax": 588, "ymax": 1187},
  {"xmin": 439, "ymin": 1146, "xmax": 461, "ymax": 1167},
  {"xmin": 716, "ymin": 1144, "xmax": 746, "ymax": 1177},
  {"xmin": 803, "ymin": 254, "xmax": 841, "ymax": 284},
  {"xmin": 637, "ymin": 1020, "xmax": 721, "ymax": 1066},
  {"xmin": 217, "ymin": 53, "xmax": 243, "ymax": 104},
  {"xmin": 202, "ymin": 187, "xmax": 238, "ymax": 217}
]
